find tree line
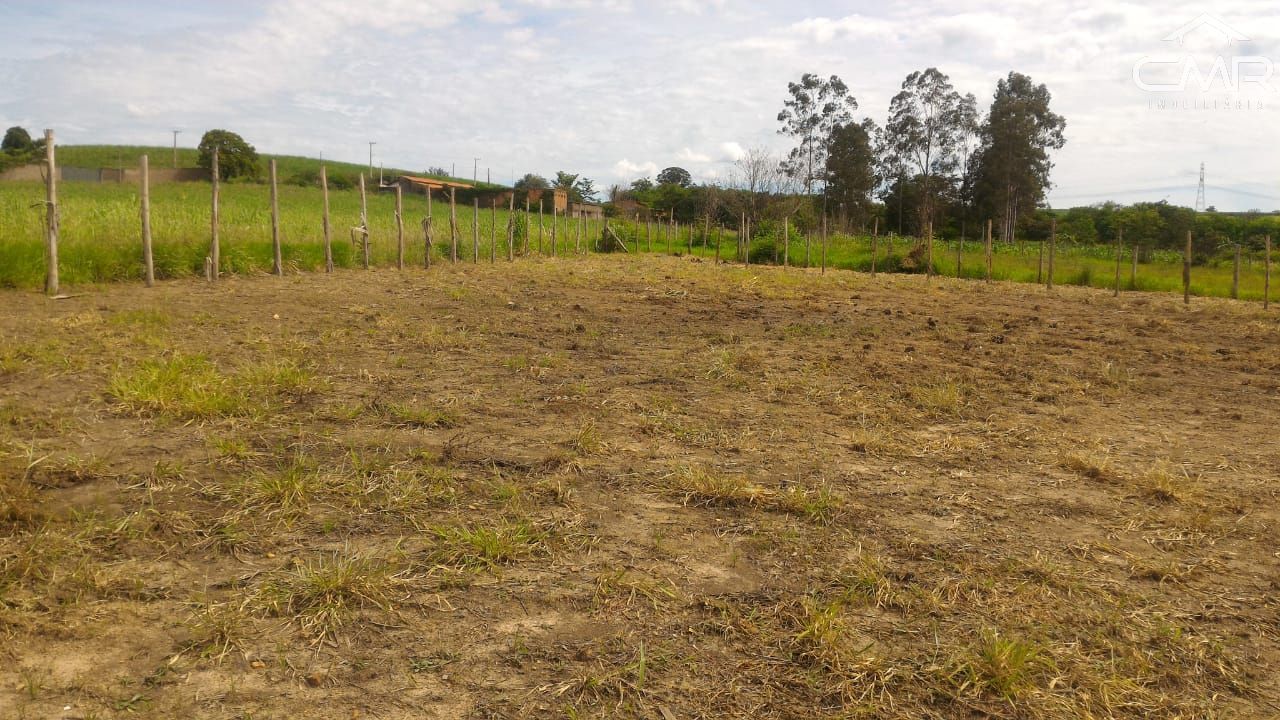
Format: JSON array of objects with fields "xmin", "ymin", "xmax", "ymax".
[{"xmin": 604, "ymin": 68, "xmax": 1278, "ymax": 256}]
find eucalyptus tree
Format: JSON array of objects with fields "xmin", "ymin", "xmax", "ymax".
[
  {"xmin": 883, "ymin": 68, "xmax": 966, "ymax": 231},
  {"xmin": 777, "ymin": 73, "xmax": 858, "ymax": 196}
]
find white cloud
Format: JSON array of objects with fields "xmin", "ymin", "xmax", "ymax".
[
  {"xmin": 613, "ymin": 159, "xmax": 659, "ymax": 178},
  {"xmin": 1, "ymin": 0, "xmax": 1276, "ymax": 210},
  {"xmin": 718, "ymin": 142, "xmax": 746, "ymax": 161}
]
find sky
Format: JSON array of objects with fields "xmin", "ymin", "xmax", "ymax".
[{"xmin": 2, "ymin": 0, "xmax": 1278, "ymax": 211}]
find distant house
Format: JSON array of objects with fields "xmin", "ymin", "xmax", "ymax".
[
  {"xmin": 568, "ymin": 202, "xmax": 604, "ymax": 220},
  {"xmin": 393, "ymin": 175, "xmax": 474, "ymax": 196}
]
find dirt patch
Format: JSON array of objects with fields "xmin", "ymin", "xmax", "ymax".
[{"xmin": 1, "ymin": 256, "xmax": 1278, "ymax": 718}]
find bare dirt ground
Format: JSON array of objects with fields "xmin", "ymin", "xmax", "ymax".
[{"xmin": 1, "ymin": 255, "xmax": 1278, "ymax": 719}]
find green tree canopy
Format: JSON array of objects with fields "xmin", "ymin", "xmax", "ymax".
[
  {"xmin": 825, "ymin": 119, "xmax": 879, "ymax": 227},
  {"xmin": 657, "ymin": 166, "xmax": 692, "ymax": 187},
  {"xmin": 515, "ymin": 173, "xmax": 550, "ymax": 191},
  {"xmin": 197, "ymin": 129, "xmax": 261, "ymax": 180},
  {"xmin": 2, "ymin": 126, "xmax": 34, "ymax": 154},
  {"xmin": 777, "ymin": 73, "xmax": 857, "ymax": 195}
]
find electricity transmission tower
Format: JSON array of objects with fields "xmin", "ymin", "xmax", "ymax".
[{"xmin": 1195, "ymin": 162, "xmax": 1207, "ymax": 212}]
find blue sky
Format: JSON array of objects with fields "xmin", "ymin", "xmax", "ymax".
[{"xmin": 3, "ymin": 0, "xmax": 1278, "ymax": 211}]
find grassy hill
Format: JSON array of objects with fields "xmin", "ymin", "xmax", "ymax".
[{"xmin": 53, "ymin": 145, "xmax": 505, "ymax": 189}]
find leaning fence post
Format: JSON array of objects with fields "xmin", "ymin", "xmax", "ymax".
[
  {"xmin": 270, "ymin": 159, "xmax": 283, "ymax": 275},
  {"xmin": 209, "ymin": 147, "xmax": 220, "ymax": 281},
  {"xmin": 321, "ymin": 165, "xmax": 333, "ymax": 273},
  {"xmin": 140, "ymin": 154, "xmax": 154, "ymax": 287}
]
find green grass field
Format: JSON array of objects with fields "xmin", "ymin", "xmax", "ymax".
[
  {"xmin": 1, "ymin": 177, "xmax": 1274, "ymax": 303},
  {"xmin": 51, "ymin": 144, "xmax": 498, "ymax": 190}
]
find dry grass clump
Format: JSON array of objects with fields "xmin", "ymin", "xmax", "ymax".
[
  {"xmin": 254, "ymin": 550, "xmax": 402, "ymax": 642},
  {"xmin": 107, "ymin": 354, "xmax": 318, "ymax": 419},
  {"xmin": 427, "ymin": 519, "xmax": 549, "ymax": 569},
  {"xmin": 665, "ymin": 467, "xmax": 841, "ymax": 522}
]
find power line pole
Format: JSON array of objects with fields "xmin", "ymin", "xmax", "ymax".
[
  {"xmin": 368, "ymin": 141, "xmax": 376, "ymax": 182},
  {"xmin": 171, "ymin": 130, "xmax": 181, "ymax": 168},
  {"xmin": 1195, "ymin": 161, "xmax": 1207, "ymax": 212},
  {"xmin": 473, "ymin": 157, "xmax": 479, "ymax": 183}
]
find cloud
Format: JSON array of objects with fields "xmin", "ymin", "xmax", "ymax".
[
  {"xmin": 613, "ymin": 159, "xmax": 658, "ymax": 178},
  {"xmin": 718, "ymin": 142, "xmax": 746, "ymax": 161},
  {"xmin": 1, "ymin": 0, "xmax": 1275, "ymax": 210},
  {"xmin": 675, "ymin": 147, "xmax": 712, "ymax": 163}
]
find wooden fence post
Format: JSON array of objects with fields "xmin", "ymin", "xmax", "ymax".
[
  {"xmin": 1231, "ymin": 244, "xmax": 1241, "ymax": 299},
  {"xmin": 209, "ymin": 147, "xmax": 220, "ymax": 281},
  {"xmin": 551, "ymin": 208, "xmax": 558, "ymax": 257},
  {"xmin": 140, "ymin": 154, "xmax": 154, "ymax": 287},
  {"xmin": 43, "ymin": 129, "xmax": 59, "ymax": 295},
  {"xmin": 395, "ymin": 184, "xmax": 405, "ymax": 270},
  {"xmin": 423, "ymin": 187, "xmax": 433, "ymax": 269},
  {"xmin": 538, "ymin": 200, "xmax": 544, "ymax": 255},
  {"xmin": 745, "ymin": 216, "xmax": 752, "ymax": 266},
  {"xmin": 321, "ymin": 165, "xmax": 333, "ymax": 273},
  {"xmin": 1046, "ymin": 218, "xmax": 1056, "ymax": 290},
  {"xmin": 805, "ymin": 230, "xmax": 811, "ymax": 268},
  {"xmin": 359, "ymin": 173, "xmax": 370, "ymax": 269},
  {"xmin": 702, "ymin": 214, "xmax": 710, "ymax": 251},
  {"xmin": 270, "ymin": 158, "xmax": 283, "ymax": 275},
  {"xmin": 956, "ymin": 236, "xmax": 963, "ymax": 278},
  {"xmin": 1183, "ymin": 230, "xmax": 1192, "ymax": 305},
  {"xmin": 1036, "ymin": 240, "xmax": 1043, "ymax": 284},
  {"xmin": 523, "ymin": 196, "xmax": 531, "ymax": 255},
  {"xmin": 687, "ymin": 220, "xmax": 694, "ymax": 255},
  {"xmin": 667, "ymin": 214, "xmax": 673, "ymax": 255},
  {"xmin": 715, "ymin": 224, "xmax": 722, "ymax": 263},
  {"xmin": 645, "ymin": 220, "xmax": 652, "ymax": 254},
  {"xmin": 985, "ymin": 218, "xmax": 993, "ymax": 284},
  {"xmin": 1131, "ymin": 244, "xmax": 1138, "ymax": 289},
  {"xmin": 1113, "ymin": 227, "xmax": 1122, "ymax": 297},
  {"xmin": 449, "ymin": 188, "xmax": 458, "ymax": 263}
]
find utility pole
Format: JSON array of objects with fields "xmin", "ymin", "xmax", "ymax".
[
  {"xmin": 368, "ymin": 141, "xmax": 376, "ymax": 183},
  {"xmin": 171, "ymin": 130, "xmax": 181, "ymax": 168},
  {"xmin": 474, "ymin": 158, "xmax": 479, "ymax": 183}
]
